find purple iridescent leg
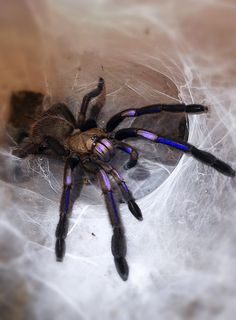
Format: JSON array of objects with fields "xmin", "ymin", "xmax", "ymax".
[
  {"xmin": 106, "ymin": 103, "xmax": 208, "ymax": 132},
  {"xmin": 114, "ymin": 128, "xmax": 235, "ymax": 177},
  {"xmin": 55, "ymin": 158, "xmax": 81, "ymax": 261},
  {"xmin": 97, "ymin": 168, "xmax": 129, "ymax": 281},
  {"xmin": 97, "ymin": 161, "xmax": 142, "ymax": 221}
]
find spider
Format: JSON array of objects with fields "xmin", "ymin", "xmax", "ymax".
[{"xmin": 13, "ymin": 78, "xmax": 235, "ymax": 281}]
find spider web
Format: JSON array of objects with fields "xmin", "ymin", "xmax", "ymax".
[{"xmin": 0, "ymin": 1, "xmax": 236, "ymax": 320}]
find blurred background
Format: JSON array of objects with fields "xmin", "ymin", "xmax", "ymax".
[{"xmin": 0, "ymin": 1, "xmax": 236, "ymax": 319}]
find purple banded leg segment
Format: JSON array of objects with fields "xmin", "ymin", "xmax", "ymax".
[
  {"xmin": 115, "ymin": 128, "xmax": 190, "ymax": 153},
  {"xmin": 97, "ymin": 169, "xmax": 120, "ymax": 225},
  {"xmin": 82, "ymin": 159, "xmax": 128, "ymax": 280},
  {"xmin": 106, "ymin": 106, "xmax": 160, "ymax": 132},
  {"xmin": 157, "ymin": 137, "xmax": 190, "ymax": 152},
  {"xmin": 97, "ymin": 168, "xmax": 129, "ymax": 281},
  {"xmin": 94, "ymin": 143, "xmax": 110, "ymax": 161},
  {"xmin": 137, "ymin": 130, "xmax": 158, "ymax": 141},
  {"xmin": 55, "ymin": 158, "xmax": 79, "ymax": 262},
  {"xmin": 94, "ymin": 160, "xmax": 142, "ymax": 221},
  {"xmin": 115, "ymin": 128, "xmax": 235, "ymax": 177},
  {"xmin": 115, "ymin": 141, "xmax": 139, "ymax": 169},
  {"xmin": 106, "ymin": 104, "xmax": 207, "ymax": 132},
  {"xmin": 100, "ymin": 138, "xmax": 114, "ymax": 154},
  {"xmin": 137, "ymin": 130, "xmax": 190, "ymax": 152},
  {"xmin": 94, "ymin": 139, "xmax": 114, "ymax": 162}
]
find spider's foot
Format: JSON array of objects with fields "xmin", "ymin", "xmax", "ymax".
[
  {"xmin": 123, "ymin": 164, "xmax": 134, "ymax": 170},
  {"xmin": 213, "ymin": 160, "xmax": 235, "ymax": 177},
  {"xmin": 123, "ymin": 160, "xmax": 137, "ymax": 170},
  {"xmin": 114, "ymin": 257, "xmax": 129, "ymax": 281},
  {"xmin": 191, "ymin": 147, "xmax": 235, "ymax": 177},
  {"xmin": 128, "ymin": 200, "xmax": 143, "ymax": 221},
  {"xmin": 123, "ymin": 164, "xmax": 130, "ymax": 170},
  {"xmin": 55, "ymin": 238, "xmax": 66, "ymax": 261},
  {"xmin": 189, "ymin": 104, "xmax": 208, "ymax": 113},
  {"xmin": 111, "ymin": 228, "xmax": 129, "ymax": 280}
]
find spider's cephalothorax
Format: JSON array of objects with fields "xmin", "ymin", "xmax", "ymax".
[
  {"xmin": 13, "ymin": 78, "xmax": 235, "ymax": 281},
  {"xmin": 66, "ymin": 128, "xmax": 113, "ymax": 161}
]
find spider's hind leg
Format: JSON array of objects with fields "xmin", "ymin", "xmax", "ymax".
[{"xmin": 12, "ymin": 141, "xmax": 42, "ymax": 158}]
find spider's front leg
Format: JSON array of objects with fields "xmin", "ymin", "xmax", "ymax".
[
  {"xmin": 55, "ymin": 157, "xmax": 82, "ymax": 261},
  {"xmin": 96, "ymin": 167, "xmax": 129, "ymax": 281},
  {"xmin": 77, "ymin": 77, "xmax": 105, "ymax": 128},
  {"xmin": 106, "ymin": 103, "xmax": 208, "ymax": 132},
  {"xmin": 115, "ymin": 128, "xmax": 235, "ymax": 177}
]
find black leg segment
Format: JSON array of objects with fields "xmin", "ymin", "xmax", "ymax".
[
  {"xmin": 190, "ymin": 146, "xmax": 235, "ymax": 177},
  {"xmin": 88, "ymin": 78, "xmax": 106, "ymax": 121},
  {"xmin": 77, "ymin": 77, "xmax": 105, "ymax": 128}
]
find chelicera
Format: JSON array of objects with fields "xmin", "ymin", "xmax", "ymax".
[{"xmin": 13, "ymin": 78, "xmax": 235, "ymax": 281}]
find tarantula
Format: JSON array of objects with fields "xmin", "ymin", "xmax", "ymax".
[{"xmin": 13, "ymin": 78, "xmax": 235, "ymax": 281}]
